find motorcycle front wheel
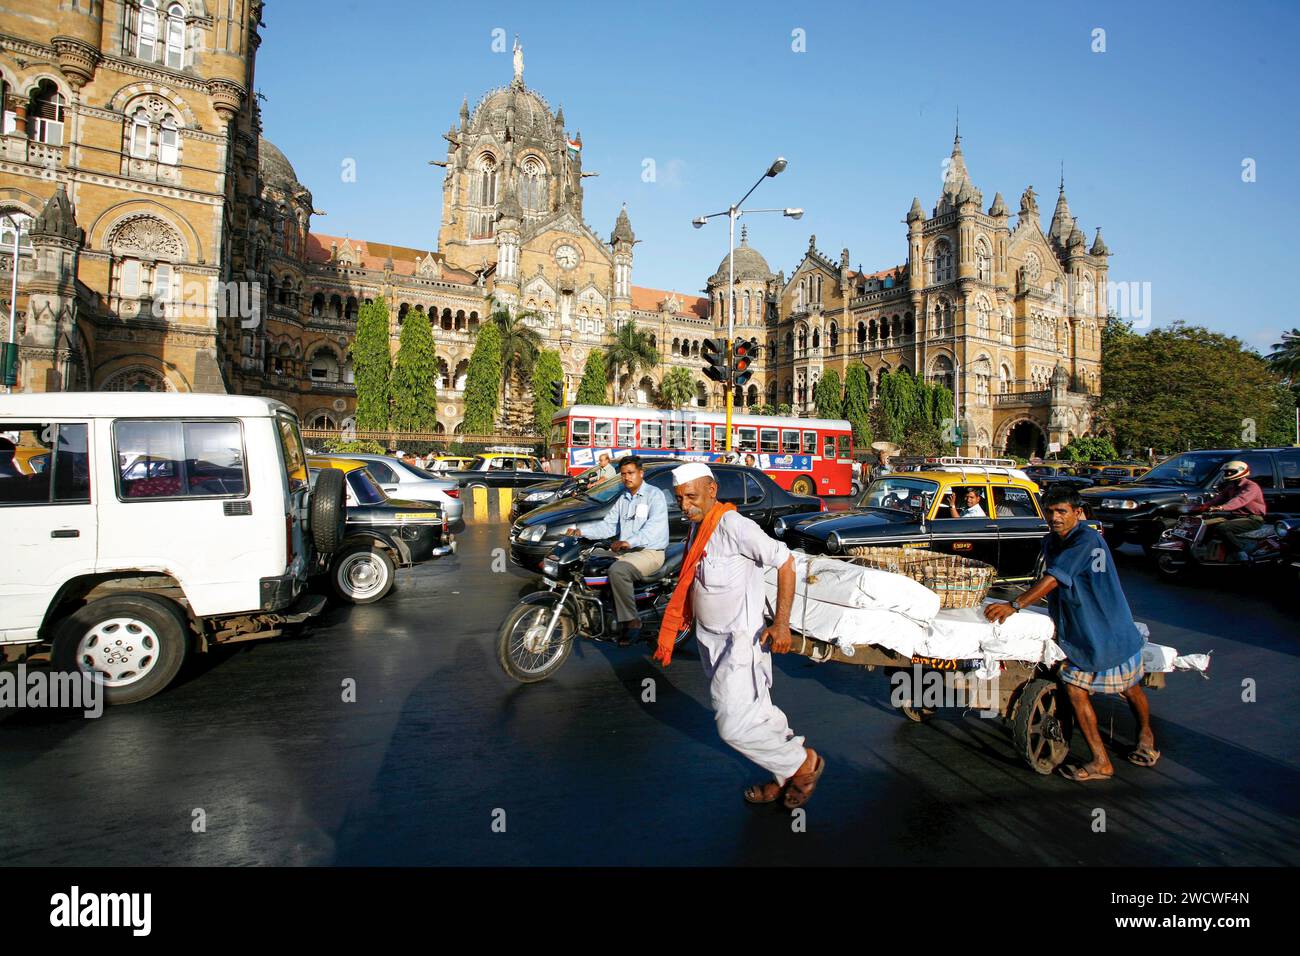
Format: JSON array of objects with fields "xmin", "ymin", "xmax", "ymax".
[
  {"xmin": 497, "ymin": 602, "xmax": 576, "ymax": 683},
  {"xmin": 1154, "ymin": 551, "xmax": 1189, "ymax": 580}
]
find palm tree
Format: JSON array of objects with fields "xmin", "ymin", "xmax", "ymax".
[
  {"xmin": 490, "ymin": 299, "xmax": 543, "ymax": 411},
  {"xmin": 1267, "ymin": 328, "xmax": 1300, "ymax": 383},
  {"xmin": 605, "ymin": 321, "xmax": 659, "ymax": 404},
  {"xmin": 657, "ymin": 366, "xmax": 695, "ymax": 409}
]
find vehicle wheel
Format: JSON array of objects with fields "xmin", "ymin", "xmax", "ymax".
[
  {"xmin": 497, "ymin": 602, "xmax": 574, "ymax": 683},
  {"xmin": 331, "ymin": 543, "xmax": 396, "ymax": 604},
  {"xmin": 51, "ymin": 593, "xmax": 190, "ymax": 706},
  {"xmin": 1010, "ymin": 678, "xmax": 1074, "ymax": 775},
  {"xmin": 1154, "ymin": 552, "xmax": 1187, "ymax": 581},
  {"xmin": 310, "ymin": 467, "xmax": 347, "ymax": 555},
  {"xmin": 900, "ymin": 703, "xmax": 935, "ymax": 722},
  {"xmin": 790, "ymin": 475, "xmax": 816, "ymax": 497},
  {"xmin": 850, "ymin": 480, "xmax": 862, "ymax": 498}
]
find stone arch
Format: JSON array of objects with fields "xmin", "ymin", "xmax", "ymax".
[
  {"xmin": 93, "ymin": 352, "xmax": 190, "ymax": 392},
  {"xmin": 996, "ymin": 415, "xmax": 1047, "ymax": 458},
  {"xmin": 109, "ymin": 81, "xmax": 199, "ymax": 128},
  {"xmin": 89, "ymin": 200, "xmax": 200, "ymax": 261}
]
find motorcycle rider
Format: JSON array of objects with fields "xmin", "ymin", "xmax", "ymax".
[
  {"xmin": 564, "ymin": 455, "xmax": 670, "ymax": 646},
  {"xmin": 1193, "ymin": 460, "xmax": 1266, "ymax": 562}
]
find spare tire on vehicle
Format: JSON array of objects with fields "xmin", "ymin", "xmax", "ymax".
[{"xmin": 310, "ymin": 467, "xmax": 347, "ymax": 554}]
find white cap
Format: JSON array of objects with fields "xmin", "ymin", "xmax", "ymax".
[{"xmin": 672, "ymin": 462, "xmax": 715, "ymax": 486}]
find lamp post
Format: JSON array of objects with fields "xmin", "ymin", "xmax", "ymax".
[
  {"xmin": 1, "ymin": 212, "xmax": 26, "ymax": 393},
  {"xmin": 693, "ymin": 157, "xmax": 802, "ymax": 451}
]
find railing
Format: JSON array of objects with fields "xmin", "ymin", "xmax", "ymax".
[{"xmin": 994, "ymin": 390, "xmax": 1050, "ymax": 406}]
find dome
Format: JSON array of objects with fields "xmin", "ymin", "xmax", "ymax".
[
  {"xmin": 710, "ymin": 228, "xmax": 773, "ymax": 283},
  {"xmin": 259, "ymin": 137, "xmax": 301, "ymax": 192},
  {"xmin": 470, "ymin": 85, "xmax": 556, "ymax": 133}
]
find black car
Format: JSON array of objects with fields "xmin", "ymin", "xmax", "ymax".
[
  {"xmin": 1081, "ymin": 447, "xmax": 1300, "ymax": 552},
  {"xmin": 777, "ymin": 471, "xmax": 1058, "ymax": 582},
  {"xmin": 508, "ymin": 461, "xmax": 822, "ymax": 572},
  {"xmin": 508, "ymin": 466, "xmax": 602, "ymax": 521},
  {"xmin": 442, "ymin": 453, "xmax": 558, "ymax": 491},
  {"xmin": 1023, "ymin": 464, "xmax": 1096, "ymax": 493}
]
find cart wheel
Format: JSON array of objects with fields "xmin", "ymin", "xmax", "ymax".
[
  {"xmin": 900, "ymin": 703, "xmax": 935, "ymax": 722},
  {"xmin": 1010, "ymin": 678, "xmax": 1074, "ymax": 775}
]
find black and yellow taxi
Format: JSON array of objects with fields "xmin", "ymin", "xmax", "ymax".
[
  {"xmin": 307, "ymin": 456, "xmax": 455, "ymax": 604},
  {"xmin": 441, "ymin": 449, "xmax": 557, "ymax": 490},
  {"xmin": 776, "ymin": 457, "xmax": 1052, "ymax": 582}
]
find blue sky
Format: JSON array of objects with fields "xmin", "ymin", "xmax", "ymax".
[{"xmin": 256, "ymin": 0, "xmax": 1299, "ymax": 352}]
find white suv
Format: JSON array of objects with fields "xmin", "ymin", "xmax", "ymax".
[{"xmin": 0, "ymin": 393, "xmax": 346, "ymax": 704}]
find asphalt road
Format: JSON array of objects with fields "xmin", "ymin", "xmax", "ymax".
[{"xmin": 2, "ymin": 496, "xmax": 1297, "ymax": 866}]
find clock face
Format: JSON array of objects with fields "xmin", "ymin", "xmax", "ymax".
[{"xmin": 554, "ymin": 245, "xmax": 579, "ymax": 270}]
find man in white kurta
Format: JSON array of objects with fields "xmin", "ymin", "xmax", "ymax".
[{"xmin": 662, "ymin": 463, "xmax": 825, "ymax": 806}]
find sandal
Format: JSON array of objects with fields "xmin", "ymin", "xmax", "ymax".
[
  {"xmin": 1127, "ymin": 746, "xmax": 1161, "ymax": 768},
  {"xmin": 782, "ymin": 751, "xmax": 826, "ymax": 809},
  {"xmin": 743, "ymin": 781, "xmax": 782, "ymax": 805},
  {"xmin": 1059, "ymin": 763, "xmax": 1114, "ymax": 782}
]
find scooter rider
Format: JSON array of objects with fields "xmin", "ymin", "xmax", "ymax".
[
  {"xmin": 1193, "ymin": 460, "xmax": 1266, "ymax": 562},
  {"xmin": 564, "ymin": 456, "xmax": 670, "ymax": 646}
]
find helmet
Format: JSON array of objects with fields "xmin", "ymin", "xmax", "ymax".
[{"xmin": 1223, "ymin": 460, "xmax": 1250, "ymax": 480}]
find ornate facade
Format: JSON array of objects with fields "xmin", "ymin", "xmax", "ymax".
[{"xmin": 1, "ymin": 8, "xmax": 1108, "ymax": 455}]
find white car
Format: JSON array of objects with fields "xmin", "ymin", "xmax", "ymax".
[
  {"xmin": 337, "ymin": 453, "xmax": 464, "ymax": 525},
  {"xmin": 0, "ymin": 393, "xmax": 346, "ymax": 705}
]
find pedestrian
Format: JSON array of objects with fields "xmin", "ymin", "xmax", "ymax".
[
  {"xmin": 654, "ymin": 462, "xmax": 825, "ymax": 808},
  {"xmin": 1192, "ymin": 460, "xmax": 1266, "ymax": 562},
  {"xmin": 985, "ymin": 486, "xmax": 1157, "ymax": 781},
  {"xmin": 564, "ymin": 456, "xmax": 669, "ymax": 646}
]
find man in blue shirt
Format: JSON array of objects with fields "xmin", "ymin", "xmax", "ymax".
[
  {"xmin": 565, "ymin": 456, "xmax": 670, "ymax": 646},
  {"xmin": 985, "ymin": 486, "xmax": 1158, "ymax": 781}
]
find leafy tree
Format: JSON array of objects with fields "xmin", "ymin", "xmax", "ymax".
[
  {"xmin": 813, "ymin": 369, "xmax": 843, "ymax": 419},
  {"xmin": 389, "ymin": 307, "xmax": 438, "ymax": 433},
  {"xmin": 776, "ymin": 403, "xmax": 793, "ymax": 416},
  {"xmin": 461, "ymin": 321, "xmax": 503, "ymax": 435},
  {"xmin": 1268, "ymin": 328, "xmax": 1300, "ymax": 405},
  {"xmin": 842, "ymin": 366, "xmax": 872, "ymax": 447},
  {"xmin": 576, "ymin": 350, "xmax": 608, "ymax": 404},
  {"xmin": 876, "ymin": 370, "xmax": 910, "ymax": 445},
  {"xmin": 323, "ymin": 437, "xmax": 385, "ymax": 454},
  {"xmin": 531, "ymin": 349, "xmax": 565, "ymax": 434},
  {"xmin": 605, "ymin": 322, "xmax": 659, "ymax": 403},
  {"xmin": 1100, "ymin": 320, "xmax": 1295, "ymax": 452},
  {"xmin": 351, "ymin": 297, "xmax": 392, "ymax": 431},
  {"xmin": 1061, "ymin": 435, "xmax": 1118, "ymax": 462},
  {"xmin": 658, "ymin": 366, "xmax": 695, "ymax": 408},
  {"xmin": 490, "ymin": 299, "xmax": 543, "ymax": 410}
]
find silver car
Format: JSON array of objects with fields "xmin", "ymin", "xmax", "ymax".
[{"xmin": 337, "ymin": 454, "xmax": 464, "ymax": 525}]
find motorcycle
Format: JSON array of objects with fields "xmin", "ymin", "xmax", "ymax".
[
  {"xmin": 496, "ymin": 536, "xmax": 689, "ymax": 683},
  {"xmin": 1152, "ymin": 502, "xmax": 1293, "ymax": 579}
]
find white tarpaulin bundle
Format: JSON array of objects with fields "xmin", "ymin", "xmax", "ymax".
[{"xmin": 765, "ymin": 553, "xmax": 1210, "ymax": 675}]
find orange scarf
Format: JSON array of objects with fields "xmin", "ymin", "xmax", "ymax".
[{"xmin": 654, "ymin": 502, "xmax": 736, "ymax": 667}]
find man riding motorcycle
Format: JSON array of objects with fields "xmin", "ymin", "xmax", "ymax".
[{"xmin": 1191, "ymin": 460, "xmax": 1266, "ymax": 562}]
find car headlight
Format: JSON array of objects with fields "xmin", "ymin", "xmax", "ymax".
[
  {"xmin": 774, "ymin": 517, "xmax": 787, "ymax": 537},
  {"xmin": 519, "ymin": 524, "xmax": 547, "ymax": 543},
  {"xmin": 1102, "ymin": 499, "xmax": 1139, "ymax": 510},
  {"xmin": 826, "ymin": 531, "xmax": 842, "ymax": 554}
]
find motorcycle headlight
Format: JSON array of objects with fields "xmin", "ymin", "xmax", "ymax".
[
  {"xmin": 542, "ymin": 559, "xmax": 559, "ymax": 577},
  {"xmin": 774, "ymin": 517, "xmax": 787, "ymax": 538},
  {"xmin": 826, "ymin": 531, "xmax": 842, "ymax": 554},
  {"xmin": 1103, "ymin": 499, "xmax": 1139, "ymax": 510},
  {"xmin": 520, "ymin": 524, "xmax": 547, "ymax": 543},
  {"xmin": 1276, "ymin": 519, "xmax": 1292, "ymax": 536}
]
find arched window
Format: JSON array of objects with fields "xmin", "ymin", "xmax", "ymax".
[
  {"xmin": 999, "ymin": 363, "xmax": 1011, "ymax": 393},
  {"xmin": 311, "ymin": 293, "xmax": 324, "ymax": 316},
  {"xmin": 129, "ymin": 109, "xmax": 151, "ymax": 157},
  {"xmin": 743, "ymin": 291, "xmax": 750, "ymax": 320},
  {"xmin": 29, "ymin": 81, "xmax": 65, "ymax": 145},
  {"xmin": 518, "ymin": 156, "xmax": 545, "ymax": 211},
  {"xmin": 137, "ymin": 0, "xmax": 160, "ymax": 61},
  {"xmin": 0, "ymin": 211, "xmax": 34, "ymax": 253},
  {"xmin": 976, "ymin": 236, "xmax": 991, "ymax": 281},
  {"xmin": 828, "ymin": 322, "xmax": 839, "ymax": 352},
  {"xmin": 478, "ymin": 155, "xmax": 498, "ymax": 206},
  {"xmin": 165, "ymin": 4, "xmax": 186, "ymax": 69},
  {"xmin": 158, "ymin": 115, "xmax": 179, "ymax": 164},
  {"xmin": 309, "ymin": 348, "xmax": 340, "ymax": 383}
]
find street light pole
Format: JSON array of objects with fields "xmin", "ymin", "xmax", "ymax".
[
  {"xmin": 2, "ymin": 214, "xmax": 23, "ymax": 395},
  {"xmin": 693, "ymin": 158, "xmax": 801, "ymax": 452}
]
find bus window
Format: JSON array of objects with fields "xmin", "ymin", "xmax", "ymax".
[
  {"xmin": 691, "ymin": 425, "xmax": 711, "ymax": 451},
  {"xmin": 618, "ymin": 420, "xmax": 636, "ymax": 448},
  {"xmin": 823, "ymin": 436, "xmax": 834, "ymax": 459},
  {"xmin": 572, "ymin": 419, "xmax": 591, "ymax": 446},
  {"xmin": 781, "ymin": 429, "xmax": 799, "ymax": 453},
  {"xmin": 760, "ymin": 428, "xmax": 778, "ymax": 454},
  {"xmin": 713, "ymin": 425, "xmax": 727, "ymax": 449},
  {"xmin": 666, "ymin": 423, "xmax": 686, "ymax": 450},
  {"xmin": 738, "ymin": 428, "xmax": 758, "ymax": 452},
  {"xmin": 837, "ymin": 435, "xmax": 850, "ymax": 459},
  {"xmin": 803, "ymin": 430, "xmax": 817, "ymax": 454},
  {"xmin": 594, "ymin": 420, "xmax": 613, "ymax": 445},
  {"xmin": 550, "ymin": 423, "xmax": 566, "ymax": 446},
  {"xmin": 642, "ymin": 421, "xmax": 662, "ymax": 448}
]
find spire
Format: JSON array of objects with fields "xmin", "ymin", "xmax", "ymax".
[
  {"xmin": 740, "ymin": 224, "xmax": 749, "ymax": 245},
  {"xmin": 939, "ymin": 126, "xmax": 975, "ymax": 207},
  {"xmin": 497, "ymin": 180, "xmax": 523, "ymax": 226},
  {"xmin": 906, "ymin": 196, "xmax": 925, "ymax": 223},
  {"xmin": 988, "ymin": 191, "xmax": 1008, "ymax": 217},
  {"xmin": 458, "ymin": 96, "xmax": 469, "ymax": 130},
  {"xmin": 611, "ymin": 203, "xmax": 634, "ymax": 244},
  {"xmin": 1049, "ymin": 175, "xmax": 1073, "ymax": 244},
  {"xmin": 30, "ymin": 186, "xmax": 83, "ymax": 243},
  {"xmin": 1090, "ymin": 227, "xmax": 1110, "ymax": 257}
]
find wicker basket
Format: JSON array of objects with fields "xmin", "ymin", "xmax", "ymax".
[{"xmin": 843, "ymin": 546, "xmax": 995, "ymax": 609}]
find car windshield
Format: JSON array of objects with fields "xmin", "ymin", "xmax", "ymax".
[
  {"xmin": 467, "ymin": 457, "xmax": 489, "ymax": 470},
  {"xmin": 1134, "ymin": 453, "xmax": 1225, "ymax": 486},
  {"xmin": 584, "ymin": 474, "xmax": 630, "ymax": 502},
  {"xmin": 346, "ymin": 469, "xmax": 386, "ymax": 505},
  {"xmin": 398, "ymin": 460, "xmax": 443, "ymax": 481},
  {"xmin": 857, "ymin": 476, "xmax": 939, "ymax": 513}
]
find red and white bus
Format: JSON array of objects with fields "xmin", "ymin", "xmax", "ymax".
[{"xmin": 547, "ymin": 404, "xmax": 857, "ymax": 497}]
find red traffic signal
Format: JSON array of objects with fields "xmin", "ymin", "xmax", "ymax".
[{"xmin": 732, "ymin": 337, "xmax": 758, "ymax": 387}]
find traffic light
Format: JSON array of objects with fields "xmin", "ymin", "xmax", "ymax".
[
  {"xmin": 702, "ymin": 337, "xmax": 729, "ymax": 384},
  {"xmin": 549, "ymin": 379, "xmax": 564, "ymax": 406},
  {"xmin": 732, "ymin": 337, "xmax": 758, "ymax": 388}
]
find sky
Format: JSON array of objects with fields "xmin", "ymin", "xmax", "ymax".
[{"xmin": 255, "ymin": 0, "xmax": 1299, "ymax": 353}]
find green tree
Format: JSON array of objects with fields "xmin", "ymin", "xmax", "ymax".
[
  {"xmin": 461, "ymin": 321, "xmax": 503, "ymax": 435},
  {"xmin": 389, "ymin": 307, "xmax": 438, "ymax": 433},
  {"xmin": 776, "ymin": 403, "xmax": 793, "ymax": 416},
  {"xmin": 576, "ymin": 350, "xmax": 608, "ymax": 404},
  {"xmin": 658, "ymin": 366, "xmax": 695, "ymax": 409},
  {"xmin": 813, "ymin": 369, "xmax": 843, "ymax": 419},
  {"xmin": 531, "ymin": 349, "xmax": 565, "ymax": 434},
  {"xmin": 1061, "ymin": 435, "xmax": 1118, "ymax": 462},
  {"xmin": 490, "ymin": 299, "xmax": 543, "ymax": 410},
  {"xmin": 351, "ymin": 297, "xmax": 392, "ymax": 431},
  {"xmin": 876, "ymin": 370, "xmax": 911, "ymax": 445},
  {"xmin": 1267, "ymin": 328, "xmax": 1300, "ymax": 406},
  {"xmin": 842, "ymin": 366, "xmax": 872, "ymax": 448},
  {"xmin": 605, "ymin": 322, "xmax": 659, "ymax": 403},
  {"xmin": 1100, "ymin": 320, "xmax": 1295, "ymax": 452}
]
